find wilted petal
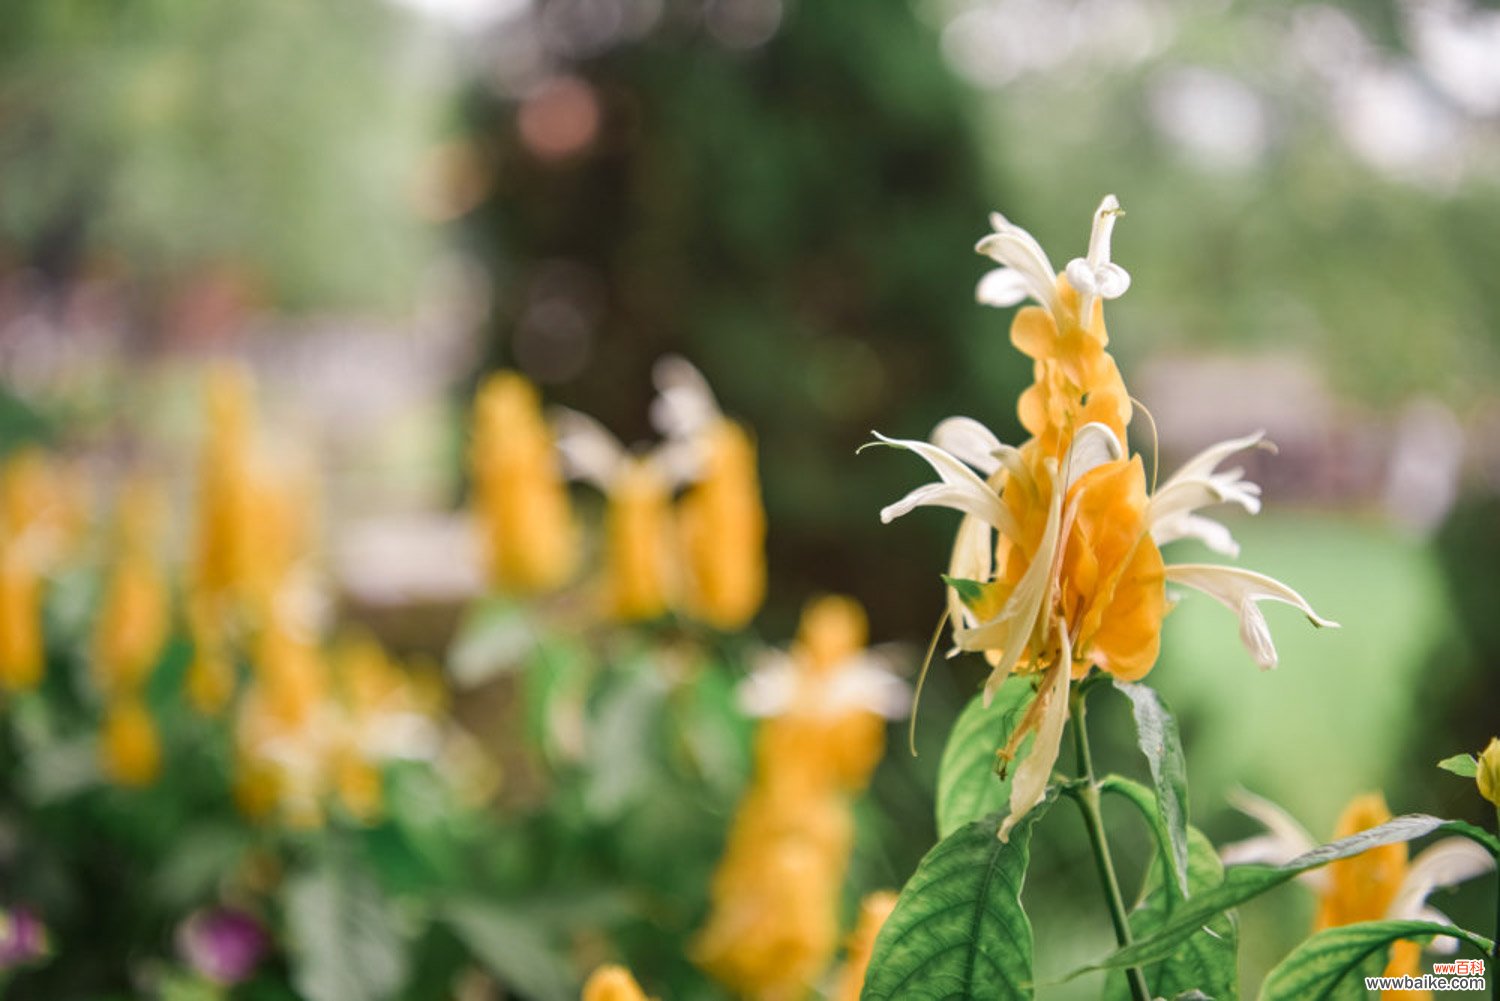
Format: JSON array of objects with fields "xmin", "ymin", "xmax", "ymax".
[
  {"xmin": 1164, "ymin": 564, "xmax": 1339, "ymax": 670},
  {"xmin": 999, "ymin": 637, "xmax": 1071, "ymax": 842}
]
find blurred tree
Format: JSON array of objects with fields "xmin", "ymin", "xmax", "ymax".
[{"xmin": 472, "ymin": 0, "xmax": 1026, "ymax": 641}]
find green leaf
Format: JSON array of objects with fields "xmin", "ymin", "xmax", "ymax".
[
  {"xmin": 446, "ymin": 597, "xmax": 537, "ymax": 687},
  {"xmin": 862, "ymin": 796, "xmax": 1054, "ymax": 1000},
  {"xmin": 941, "ymin": 575, "xmax": 987, "ymax": 608},
  {"xmin": 285, "ymin": 861, "xmax": 407, "ymax": 1001},
  {"xmin": 1074, "ymin": 813, "xmax": 1449, "ymax": 977},
  {"xmin": 1101, "ymin": 778, "xmax": 1238, "ymax": 1001},
  {"xmin": 1115, "ymin": 681, "xmax": 1191, "ymax": 898},
  {"xmin": 443, "ymin": 900, "xmax": 576, "ymax": 1001},
  {"xmin": 1437, "ymin": 754, "xmax": 1479, "ymax": 778},
  {"xmin": 935, "ymin": 678, "xmax": 1035, "ymax": 839},
  {"xmin": 1438, "ymin": 818, "xmax": 1500, "ymax": 859},
  {"xmin": 1258, "ymin": 919, "xmax": 1495, "ymax": 1001}
]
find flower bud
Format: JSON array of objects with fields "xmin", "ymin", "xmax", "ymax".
[{"xmin": 1478, "ymin": 737, "xmax": 1500, "ymax": 807}]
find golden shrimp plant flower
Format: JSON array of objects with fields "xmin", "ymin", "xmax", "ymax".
[
  {"xmin": 874, "ymin": 196, "xmax": 1337, "ymax": 837},
  {"xmin": 649, "ymin": 356, "xmax": 767, "ymax": 630},
  {"xmin": 1222, "ymin": 790, "xmax": 1495, "ymax": 997}
]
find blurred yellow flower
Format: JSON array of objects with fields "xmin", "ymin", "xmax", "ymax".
[
  {"xmin": 0, "ymin": 549, "xmax": 43, "ymax": 692},
  {"xmin": 192, "ymin": 366, "xmax": 259, "ymax": 606},
  {"xmin": 554, "ymin": 408, "xmax": 686, "ymax": 623},
  {"xmin": 93, "ymin": 481, "xmax": 170, "ymax": 696},
  {"xmin": 186, "ymin": 599, "xmax": 235, "ymax": 716},
  {"xmin": 833, "ymin": 891, "xmax": 898, "ymax": 1001},
  {"xmin": 651, "ymin": 357, "xmax": 766, "ymax": 630},
  {"xmin": 1477, "ymin": 737, "xmax": 1500, "ymax": 807},
  {"xmin": 694, "ymin": 597, "xmax": 906, "ymax": 1001},
  {"xmin": 100, "ymin": 697, "xmax": 162, "ymax": 788},
  {"xmin": 875, "ymin": 197, "xmax": 1335, "ymax": 837},
  {"xmin": 1224, "ymin": 790, "xmax": 1494, "ymax": 1001},
  {"xmin": 582, "ymin": 965, "xmax": 652, "ymax": 1001},
  {"xmin": 471, "ymin": 371, "xmax": 578, "ymax": 595}
]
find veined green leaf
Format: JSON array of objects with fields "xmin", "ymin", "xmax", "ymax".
[
  {"xmin": 935, "ymin": 678, "xmax": 1035, "ymax": 839},
  {"xmin": 1437, "ymin": 753, "xmax": 1479, "ymax": 778},
  {"xmin": 285, "ymin": 861, "xmax": 407, "ymax": 1001},
  {"xmin": 1258, "ymin": 919, "xmax": 1494, "ymax": 1001},
  {"xmin": 1102, "ymin": 778, "xmax": 1238, "ymax": 1001},
  {"xmin": 862, "ymin": 797, "xmax": 1054, "ymax": 1000},
  {"xmin": 443, "ymin": 900, "xmax": 576, "ymax": 1001},
  {"xmin": 1072, "ymin": 813, "xmax": 1449, "ymax": 976},
  {"xmin": 1114, "ymin": 681, "xmax": 1190, "ymax": 898}
]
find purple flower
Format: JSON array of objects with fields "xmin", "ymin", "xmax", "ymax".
[
  {"xmin": 176, "ymin": 908, "xmax": 268, "ymax": 986},
  {"xmin": 0, "ymin": 908, "xmax": 50, "ymax": 970}
]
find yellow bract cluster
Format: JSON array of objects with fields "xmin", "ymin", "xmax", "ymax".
[
  {"xmin": 471, "ymin": 373, "xmax": 579, "ymax": 595},
  {"xmin": 0, "ymin": 448, "xmax": 83, "ymax": 691},
  {"xmin": 1312, "ymin": 794, "xmax": 1426, "ymax": 998},
  {"xmin": 982, "ymin": 276, "xmax": 1164, "ymax": 682},
  {"xmin": 470, "ymin": 367, "xmax": 766, "ymax": 630},
  {"xmin": 94, "ymin": 481, "xmax": 171, "ymax": 787},
  {"xmin": 692, "ymin": 597, "xmax": 887, "ymax": 1001}
]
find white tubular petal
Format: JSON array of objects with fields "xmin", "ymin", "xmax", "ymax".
[
  {"xmin": 1219, "ymin": 834, "xmax": 1298, "ymax": 867},
  {"xmin": 551, "ymin": 407, "xmax": 625, "ymax": 489},
  {"xmin": 975, "ymin": 225, "xmax": 1059, "ymax": 314},
  {"xmin": 1064, "ymin": 422, "xmax": 1124, "ymax": 487},
  {"xmin": 1225, "ymin": 787, "xmax": 1318, "ymax": 860},
  {"xmin": 736, "ymin": 651, "xmax": 798, "ymax": 718},
  {"xmin": 947, "ymin": 513, "xmax": 994, "ymax": 629},
  {"xmin": 976, "ymin": 268, "xmax": 1032, "ymax": 308},
  {"xmin": 1092, "ymin": 262, "xmax": 1131, "ymax": 299},
  {"xmin": 931, "ymin": 416, "xmax": 1005, "ymax": 476},
  {"xmin": 649, "ymin": 355, "xmax": 721, "ymax": 439},
  {"xmin": 999, "ymin": 636, "xmax": 1071, "ymax": 842},
  {"xmin": 871, "ymin": 433, "xmax": 1015, "ymax": 535},
  {"xmin": 1169, "ymin": 430, "xmax": 1270, "ymax": 484},
  {"xmin": 1388, "ymin": 838, "xmax": 1496, "ymax": 922},
  {"xmin": 827, "ymin": 657, "xmax": 913, "ymax": 720},
  {"xmin": 1087, "ymin": 194, "xmax": 1123, "ymax": 269},
  {"xmin": 1164, "ymin": 564, "xmax": 1340, "ymax": 670},
  {"xmin": 1413, "ymin": 907, "xmax": 1461, "ymax": 954},
  {"xmin": 1152, "ymin": 512, "xmax": 1241, "ymax": 557},
  {"xmin": 647, "ymin": 437, "xmax": 704, "ymax": 489}
]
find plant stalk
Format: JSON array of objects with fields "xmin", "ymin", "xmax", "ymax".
[{"xmin": 1070, "ymin": 686, "xmax": 1152, "ymax": 1001}]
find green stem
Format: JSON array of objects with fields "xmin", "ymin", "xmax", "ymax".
[
  {"xmin": 1493, "ymin": 807, "xmax": 1498, "ymax": 1001},
  {"xmin": 1070, "ymin": 685, "xmax": 1151, "ymax": 1001}
]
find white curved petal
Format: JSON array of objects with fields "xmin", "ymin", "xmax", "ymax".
[
  {"xmin": 552, "ymin": 407, "xmax": 625, "ymax": 489},
  {"xmin": 1092, "ymin": 262, "xmax": 1131, "ymax": 299},
  {"xmin": 1164, "ymin": 564, "xmax": 1339, "ymax": 670},
  {"xmin": 649, "ymin": 355, "xmax": 721, "ymax": 439},
  {"xmin": 1224, "ymin": 788, "xmax": 1318, "ymax": 861},
  {"xmin": 975, "ymin": 224, "xmax": 1059, "ymax": 314},
  {"xmin": 976, "ymin": 268, "xmax": 1032, "ymax": 308},
  {"xmin": 1387, "ymin": 838, "xmax": 1495, "ymax": 922},
  {"xmin": 947, "ymin": 512, "xmax": 994, "ymax": 629},
  {"xmin": 870, "ymin": 432, "xmax": 1015, "ymax": 536},
  {"xmin": 1152, "ymin": 512, "xmax": 1241, "ymax": 557},
  {"xmin": 1064, "ymin": 421, "xmax": 1124, "ymax": 487},
  {"xmin": 1087, "ymin": 194, "xmax": 1123, "ymax": 269},
  {"xmin": 1169, "ymin": 430, "xmax": 1271, "ymax": 484},
  {"xmin": 1150, "ymin": 431, "xmax": 1270, "ymax": 532},
  {"xmin": 999, "ymin": 633, "xmax": 1071, "ymax": 842},
  {"xmin": 931, "ymin": 416, "xmax": 1005, "ymax": 476}
]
